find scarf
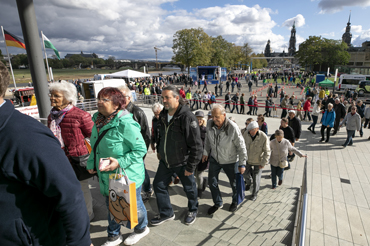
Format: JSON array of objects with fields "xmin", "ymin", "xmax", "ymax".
[
  {"xmin": 49, "ymin": 104, "xmax": 74, "ymax": 148},
  {"xmin": 95, "ymin": 110, "xmax": 119, "ymax": 133}
]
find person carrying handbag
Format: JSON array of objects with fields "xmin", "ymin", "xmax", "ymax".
[{"xmin": 269, "ymin": 130, "xmax": 306, "ymax": 189}]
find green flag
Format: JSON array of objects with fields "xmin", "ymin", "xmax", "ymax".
[{"xmin": 42, "ymin": 33, "xmax": 60, "ymax": 60}]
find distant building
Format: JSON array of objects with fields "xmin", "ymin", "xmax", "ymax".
[
  {"xmin": 263, "ymin": 22, "xmax": 297, "ymax": 68},
  {"xmin": 342, "ymin": 12, "xmax": 352, "ymax": 47},
  {"xmin": 65, "ymin": 51, "xmax": 98, "ymax": 59}
]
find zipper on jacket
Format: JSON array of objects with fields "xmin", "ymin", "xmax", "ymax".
[{"xmin": 163, "ymin": 118, "xmax": 174, "ymax": 168}]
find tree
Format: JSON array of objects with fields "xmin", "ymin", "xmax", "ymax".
[
  {"xmin": 172, "ymin": 28, "xmax": 212, "ymax": 75},
  {"xmin": 295, "ymin": 36, "xmax": 350, "ymax": 71},
  {"xmin": 11, "ymin": 54, "xmax": 28, "ymax": 68},
  {"xmin": 241, "ymin": 43, "xmax": 253, "ymax": 64},
  {"xmin": 210, "ymin": 35, "xmax": 232, "ymax": 67}
]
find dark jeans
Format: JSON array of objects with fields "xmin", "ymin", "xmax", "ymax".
[
  {"xmin": 343, "ymin": 130, "xmax": 355, "ymax": 146},
  {"xmin": 333, "ymin": 118, "xmax": 341, "ymax": 133},
  {"xmin": 231, "ymin": 104, "xmax": 239, "ymax": 114},
  {"xmin": 240, "ymin": 105, "xmax": 245, "ymax": 114},
  {"xmin": 105, "ymin": 185, "xmax": 148, "ymax": 236},
  {"xmin": 208, "ymin": 157, "xmax": 237, "ymax": 207},
  {"xmin": 191, "ymin": 100, "xmax": 198, "ymax": 109},
  {"xmin": 220, "ymin": 88, "xmax": 223, "ymax": 96},
  {"xmin": 247, "ymin": 106, "xmax": 253, "ymax": 114},
  {"xmin": 202, "ymin": 85, "xmax": 208, "ymax": 92},
  {"xmin": 253, "ymin": 107, "xmax": 258, "ymax": 115},
  {"xmin": 281, "ymin": 109, "xmax": 287, "ymax": 118},
  {"xmin": 264, "ymin": 109, "xmax": 271, "ymax": 117},
  {"xmin": 320, "ymin": 125, "xmax": 332, "ymax": 141},
  {"xmin": 143, "ymin": 164, "xmax": 152, "ymax": 192},
  {"xmin": 309, "ymin": 115, "xmax": 318, "ymax": 131},
  {"xmin": 225, "ymin": 103, "xmax": 231, "ymax": 112},
  {"xmin": 271, "ymin": 165, "xmax": 284, "ymax": 188},
  {"xmin": 303, "ymin": 111, "xmax": 311, "ymax": 121},
  {"xmin": 364, "ymin": 118, "xmax": 370, "ymax": 128},
  {"xmin": 153, "ymin": 161, "xmax": 198, "ymax": 218}
]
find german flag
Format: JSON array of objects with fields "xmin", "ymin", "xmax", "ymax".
[{"xmin": 4, "ymin": 29, "xmax": 26, "ymax": 49}]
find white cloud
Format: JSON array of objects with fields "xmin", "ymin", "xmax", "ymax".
[
  {"xmin": 318, "ymin": 0, "xmax": 370, "ymax": 13},
  {"xmin": 282, "ymin": 14, "xmax": 305, "ymax": 28},
  {"xmin": 0, "ymin": 1, "xmax": 297, "ymax": 60},
  {"xmin": 352, "ymin": 28, "xmax": 370, "ymax": 46}
]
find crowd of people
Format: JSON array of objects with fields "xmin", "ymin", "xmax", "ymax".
[{"xmin": 1, "ymin": 58, "xmax": 369, "ymax": 246}]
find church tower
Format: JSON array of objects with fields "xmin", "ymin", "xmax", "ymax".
[
  {"xmin": 288, "ymin": 21, "xmax": 296, "ymax": 56},
  {"xmin": 264, "ymin": 40, "xmax": 272, "ymax": 57},
  {"xmin": 342, "ymin": 12, "xmax": 352, "ymax": 47}
]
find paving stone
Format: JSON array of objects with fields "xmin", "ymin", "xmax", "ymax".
[
  {"xmin": 346, "ymin": 204, "xmax": 368, "ymax": 245},
  {"xmin": 323, "ymin": 198, "xmax": 337, "ymax": 238},
  {"xmin": 173, "ymin": 227, "xmax": 218, "ymax": 246},
  {"xmin": 334, "ymin": 201, "xmax": 354, "ymax": 243},
  {"xmin": 237, "ymin": 232, "xmax": 258, "ymax": 245},
  {"xmin": 324, "ymin": 234, "xmax": 339, "ymax": 246},
  {"xmin": 309, "ymin": 230, "xmax": 324, "ymax": 246}
]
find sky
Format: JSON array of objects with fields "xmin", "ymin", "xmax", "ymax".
[{"xmin": 0, "ymin": 0, "xmax": 370, "ymax": 61}]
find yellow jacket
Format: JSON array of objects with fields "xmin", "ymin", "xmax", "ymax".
[
  {"xmin": 319, "ymin": 90, "xmax": 325, "ymax": 98},
  {"xmin": 144, "ymin": 88, "xmax": 150, "ymax": 95},
  {"xmin": 186, "ymin": 92, "xmax": 192, "ymax": 100}
]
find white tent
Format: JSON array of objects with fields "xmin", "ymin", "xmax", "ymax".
[{"xmin": 106, "ymin": 69, "xmax": 150, "ymax": 79}]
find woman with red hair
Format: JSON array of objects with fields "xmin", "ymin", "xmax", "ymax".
[{"xmin": 86, "ymin": 87, "xmax": 149, "ymax": 246}]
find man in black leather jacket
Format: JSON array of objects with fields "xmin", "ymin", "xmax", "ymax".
[
  {"xmin": 119, "ymin": 86, "xmax": 152, "ymax": 202},
  {"xmin": 152, "ymin": 85, "xmax": 202, "ymax": 226}
]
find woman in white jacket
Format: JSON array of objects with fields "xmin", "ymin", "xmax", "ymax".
[
  {"xmin": 270, "ymin": 130, "xmax": 306, "ymax": 189},
  {"xmin": 307, "ymin": 100, "xmax": 322, "ymax": 134}
]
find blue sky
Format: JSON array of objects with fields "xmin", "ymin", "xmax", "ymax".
[{"xmin": 0, "ymin": 0, "xmax": 369, "ymax": 60}]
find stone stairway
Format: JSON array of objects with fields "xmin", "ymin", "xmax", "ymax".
[{"xmin": 89, "ymin": 158, "xmax": 300, "ymax": 246}]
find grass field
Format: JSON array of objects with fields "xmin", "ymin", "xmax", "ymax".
[{"xmin": 11, "ymin": 68, "xmax": 123, "ymax": 84}]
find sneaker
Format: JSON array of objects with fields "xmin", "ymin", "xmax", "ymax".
[
  {"xmin": 207, "ymin": 205, "xmax": 223, "ymax": 215},
  {"xmin": 102, "ymin": 234, "xmax": 123, "ymax": 246},
  {"xmin": 124, "ymin": 227, "xmax": 150, "ymax": 245},
  {"xmin": 150, "ymin": 214, "xmax": 175, "ymax": 226},
  {"xmin": 229, "ymin": 203, "xmax": 238, "ymax": 212},
  {"xmin": 184, "ymin": 211, "xmax": 197, "ymax": 225}
]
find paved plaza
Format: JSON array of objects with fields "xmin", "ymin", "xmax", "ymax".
[{"xmin": 87, "ymin": 84, "xmax": 370, "ymax": 245}]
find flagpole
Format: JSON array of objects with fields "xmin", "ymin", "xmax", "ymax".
[
  {"xmin": 40, "ymin": 31, "xmax": 51, "ymax": 82},
  {"xmin": 1, "ymin": 26, "xmax": 17, "ymax": 90}
]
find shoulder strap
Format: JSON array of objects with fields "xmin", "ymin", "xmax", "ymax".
[{"xmin": 93, "ymin": 129, "xmax": 110, "ymax": 172}]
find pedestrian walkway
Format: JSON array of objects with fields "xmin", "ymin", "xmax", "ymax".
[{"xmin": 89, "ymin": 107, "xmax": 370, "ymax": 246}]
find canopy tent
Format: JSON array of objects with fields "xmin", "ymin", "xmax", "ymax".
[
  {"xmin": 318, "ymin": 79, "xmax": 335, "ymax": 87},
  {"xmin": 106, "ymin": 69, "xmax": 150, "ymax": 79}
]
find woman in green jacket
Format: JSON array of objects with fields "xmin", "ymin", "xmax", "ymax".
[{"xmin": 87, "ymin": 87, "xmax": 149, "ymax": 246}]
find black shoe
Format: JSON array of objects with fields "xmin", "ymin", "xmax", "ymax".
[
  {"xmin": 207, "ymin": 205, "xmax": 223, "ymax": 215},
  {"xmin": 342, "ymin": 144, "xmax": 346, "ymax": 148},
  {"xmin": 307, "ymin": 127, "xmax": 312, "ymax": 131},
  {"xmin": 284, "ymin": 166, "xmax": 290, "ymax": 171},
  {"xmin": 150, "ymin": 214, "xmax": 175, "ymax": 226},
  {"xmin": 319, "ymin": 139, "xmax": 325, "ymax": 142},
  {"xmin": 251, "ymin": 195, "xmax": 257, "ymax": 201},
  {"xmin": 325, "ymin": 139, "xmax": 329, "ymax": 143},
  {"xmin": 229, "ymin": 203, "xmax": 238, "ymax": 212},
  {"xmin": 332, "ymin": 132, "xmax": 337, "ymax": 136},
  {"xmin": 312, "ymin": 131, "xmax": 316, "ymax": 134},
  {"xmin": 184, "ymin": 211, "xmax": 197, "ymax": 225},
  {"xmin": 360, "ymin": 133, "xmax": 363, "ymax": 137},
  {"xmin": 245, "ymin": 185, "xmax": 250, "ymax": 191}
]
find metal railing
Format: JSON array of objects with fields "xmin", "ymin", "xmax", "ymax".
[{"xmin": 292, "ymin": 156, "xmax": 308, "ymax": 246}]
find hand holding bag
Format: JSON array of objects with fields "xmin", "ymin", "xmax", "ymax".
[{"xmin": 108, "ymin": 168, "xmax": 138, "ymax": 229}]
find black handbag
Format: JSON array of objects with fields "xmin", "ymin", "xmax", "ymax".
[
  {"xmin": 70, "ymin": 154, "xmax": 93, "ymax": 181},
  {"xmin": 68, "ymin": 129, "xmax": 109, "ymax": 181}
]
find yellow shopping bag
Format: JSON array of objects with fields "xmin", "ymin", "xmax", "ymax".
[{"xmin": 108, "ymin": 168, "xmax": 138, "ymax": 229}]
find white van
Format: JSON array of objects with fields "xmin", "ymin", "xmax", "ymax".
[
  {"xmin": 81, "ymin": 79, "xmax": 126, "ymax": 99},
  {"xmin": 337, "ymin": 74, "xmax": 370, "ymax": 90}
]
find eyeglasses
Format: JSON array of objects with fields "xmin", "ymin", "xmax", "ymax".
[
  {"xmin": 48, "ymin": 94, "xmax": 63, "ymax": 98},
  {"xmin": 97, "ymin": 98, "xmax": 111, "ymax": 103}
]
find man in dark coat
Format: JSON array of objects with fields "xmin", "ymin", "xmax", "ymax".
[
  {"xmin": 0, "ymin": 61, "xmax": 92, "ymax": 246},
  {"xmin": 333, "ymin": 98, "xmax": 346, "ymax": 135}
]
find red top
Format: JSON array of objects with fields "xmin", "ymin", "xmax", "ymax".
[
  {"xmin": 303, "ymin": 100, "xmax": 311, "ymax": 111},
  {"xmin": 179, "ymin": 89, "xmax": 186, "ymax": 98},
  {"xmin": 48, "ymin": 106, "xmax": 93, "ymax": 157}
]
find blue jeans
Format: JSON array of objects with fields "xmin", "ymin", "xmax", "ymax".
[
  {"xmin": 343, "ymin": 130, "xmax": 355, "ymax": 146},
  {"xmin": 231, "ymin": 104, "xmax": 239, "ymax": 114},
  {"xmin": 142, "ymin": 164, "xmax": 152, "ymax": 193},
  {"xmin": 208, "ymin": 157, "xmax": 237, "ymax": 207},
  {"xmin": 105, "ymin": 185, "xmax": 148, "ymax": 236},
  {"xmin": 303, "ymin": 111, "xmax": 311, "ymax": 121},
  {"xmin": 153, "ymin": 161, "xmax": 198, "ymax": 218},
  {"xmin": 309, "ymin": 115, "xmax": 318, "ymax": 131},
  {"xmin": 271, "ymin": 165, "xmax": 284, "ymax": 188}
]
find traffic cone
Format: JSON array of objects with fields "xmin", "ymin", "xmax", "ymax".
[{"xmin": 260, "ymin": 91, "xmax": 262, "ymax": 96}]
